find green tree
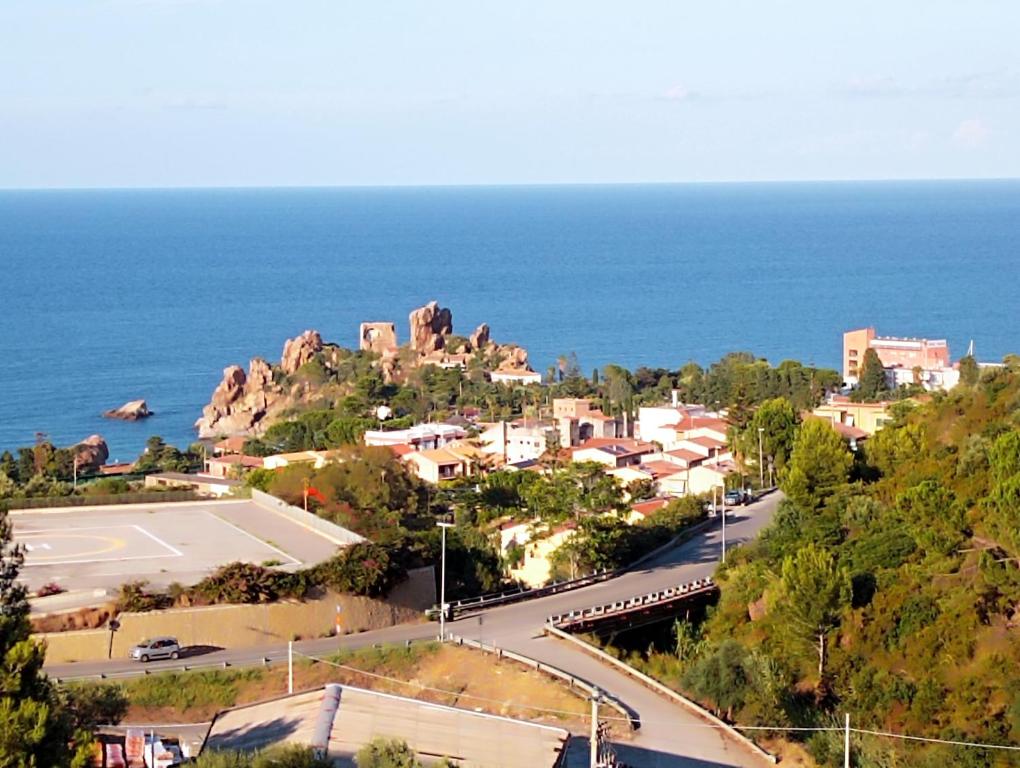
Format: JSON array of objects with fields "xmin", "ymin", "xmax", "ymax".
[
  {"xmin": 853, "ymin": 348, "xmax": 888, "ymax": 401},
  {"xmin": 776, "ymin": 544, "xmax": 851, "ymax": 679},
  {"xmin": 355, "ymin": 737, "xmax": 422, "ymax": 768},
  {"xmin": 0, "ymin": 509, "xmax": 93, "ymax": 766},
  {"xmin": 958, "ymin": 354, "xmax": 980, "ymax": 386},
  {"xmin": 736, "ymin": 397, "xmax": 798, "ymax": 478},
  {"xmin": 682, "ymin": 640, "xmax": 752, "ymax": 720},
  {"xmin": 781, "ymin": 420, "xmax": 852, "ymax": 510}
]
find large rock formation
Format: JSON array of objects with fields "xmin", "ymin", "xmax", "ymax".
[
  {"xmin": 280, "ymin": 330, "xmax": 323, "ymax": 375},
  {"xmin": 72, "ymin": 435, "xmax": 109, "ymax": 472},
  {"xmin": 409, "ymin": 301, "xmax": 453, "ymax": 353},
  {"xmin": 469, "ymin": 323, "xmax": 490, "ymax": 351},
  {"xmin": 103, "ymin": 399, "xmax": 152, "ymax": 421},
  {"xmin": 497, "ymin": 344, "xmax": 530, "ymax": 370},
  {"xmin": 195, "ymin": 358, "xmax": 288, "ymax": 438}
]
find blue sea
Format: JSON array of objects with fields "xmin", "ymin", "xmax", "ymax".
[{"xmin": 1, "ymin": 181, "xmax": 1018, "ymax": 461}]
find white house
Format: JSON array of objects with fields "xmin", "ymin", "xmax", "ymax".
[
  {"xmin": 363, "ymin": 423, "xmax": 467, "ymax": 451},
  {"xmin": 477, "ymin": 421, "xmax": 558, "ymax": 464}
]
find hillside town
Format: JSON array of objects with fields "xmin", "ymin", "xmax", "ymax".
[{"xmin": 0, "ymin": 310, "xmax": 1015, "ymax": 768}]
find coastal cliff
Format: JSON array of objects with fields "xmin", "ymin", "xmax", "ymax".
[{"xmin": 195, "ymin": 301, "xmax": 534, "ymax": 439}]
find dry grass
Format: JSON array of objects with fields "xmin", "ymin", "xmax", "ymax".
[{"xmin": 108, "ymin": 643, "xmax": 595, "ymax": 734}]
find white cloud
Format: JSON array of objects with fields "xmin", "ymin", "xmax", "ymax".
[{"xmin": 953, "ymin": 118, "xmax": 989, "ymax": 148}]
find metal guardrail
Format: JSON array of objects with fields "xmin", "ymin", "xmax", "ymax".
[
  {"xmin": 544, "ymin": 626, "xmax": 777, "ymax": 764},
  {"xmin": 446, "ymin": 569, "xmax": 615, "ymax": 618},
  {"xmin": 547, "ymin": 577, "xmax": 718, "ymax": 630},
  {"xmin": 447, "ymin": 635, "xmax": 639, "ymax": 730},
  {"xmin": 51, "ymin": 638, "xmax": 437, "ymax": 684}
]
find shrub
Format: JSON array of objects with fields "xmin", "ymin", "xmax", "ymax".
[
  {"xmin": 116, "ymin": 580, "xmax": 172, "ymax": 612},
  {"xmin": 36, "ymin": 582, "xmax": 65, "ymax": 597},
  {"xmin": 312, "ymin": 543, "xmax": 405, "ymax": 597},
  {"xmin": 189, "ymin": 562, "xmax": 302, "ymax": 605},
  {"xmin": 355, "ymin": 738, "xmax": 422, "ymax": 768}
]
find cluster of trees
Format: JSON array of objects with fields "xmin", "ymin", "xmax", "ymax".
[
  {"xmin": 0, "ymin": 434, "xmax": 204, "ymax": 504},
  {"xmin": 194, "ymin": 738, "xmax": 454, "ymax": 768},
  {"xmin": 550, "ymin": 496, "xmax": 705, "ymax": 578},
  {"xmin": 0, "ymin": 507, "xmax": 129, "ymax": 764},
  {"xmin": 653, "ymin": 366, "xmax": 1020, "ymax": 766}
]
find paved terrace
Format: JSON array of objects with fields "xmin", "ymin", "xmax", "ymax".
[{"xmin": 14, "ymin": 499, "xmax": 341, "ymax": 595}]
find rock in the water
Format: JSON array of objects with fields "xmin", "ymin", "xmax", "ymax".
[
  {"xmin": 409, "ymin": 301, "xmax": 453, "ymax": 353},
  {"xmin": 103, "ymin": 399, "xmax": 152, "ymax": 421},
  {"xmin": 280, "ymin": 330, "xmax": 323, "ymax": 375},
  {"xmin": 72, "ymin": 435, "xmax": 109, "ymax": 472},
  {"xmin": 469, "ymin": 323, "xmax": 490, "ymax": 351}
]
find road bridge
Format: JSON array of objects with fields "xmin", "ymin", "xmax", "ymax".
[{"xmin": 548, "ymin": 577, "xmax": 719, "ymax": 634}]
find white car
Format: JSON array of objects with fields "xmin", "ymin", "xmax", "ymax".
[{"xmin": 129, "ymin": 636, "xmax": 181, "ymax": 662}]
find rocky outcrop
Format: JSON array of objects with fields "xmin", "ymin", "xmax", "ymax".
[
  {"xmin": 72, "ymin": 435, "xmax": 109, "ymax": 472},
  {"xmin": 469, "ymin": 323, "xmax": 490, "ymax": 351},
  {"xmin": 280, "ymin": 330, "xmax": 323, "ymax": 375},
  {"xmin": 496, "ymin": 344, "xmax": 530, "ymax": 370},
  {"xmin": 195, "ymin": 358, "xmax": 289, "ymax": 438},
  {"xmin": 409, "ymin": 301, "xmax": 453, "ymax": 353},
  {"xmin": 103, "ymin": 399, "xmax": 152, "ymax": 421},
  {"xmin": 360, "ymin": 322, "xmax": 398, "ymax": 355}
]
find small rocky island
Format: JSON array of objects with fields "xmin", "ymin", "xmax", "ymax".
[
  {"xmin": 195, "ymin": 300, "xmax": 535, "ymax": 438},
  {"xmin": 103, "ymin": 399, "xmax": 152, "ymax": 421}
]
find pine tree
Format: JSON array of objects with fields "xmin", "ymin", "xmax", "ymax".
[
  {"xmin": 0, "ymin": 510, "xmax": 91, "ymax": 766},
  {"xmin": 855, "ymin": 348, "xmax": 888, "ymax": 401}
]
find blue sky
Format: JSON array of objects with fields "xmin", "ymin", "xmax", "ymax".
[{"xmin": 1, "ymin": 1, "xmax": 1017, "ymax": 187}]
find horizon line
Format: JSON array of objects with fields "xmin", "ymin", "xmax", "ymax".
[{"xmin": 1, "ymin": 175, "xmax": 1019, "ymax": 193}]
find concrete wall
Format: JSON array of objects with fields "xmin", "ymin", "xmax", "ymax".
[
  {"xmin": 250, "ymin": 489, "xmax": 365, "ymax": 545},
  {"xmin": 39, "ymin": 567, "xmax": 435, "ymax": 664}
]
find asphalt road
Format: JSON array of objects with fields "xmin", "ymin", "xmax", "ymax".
[{"xmin": 48, "ymin": 493, "xmax": 782, "ymax": 767}]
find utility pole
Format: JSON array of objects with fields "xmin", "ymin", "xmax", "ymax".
[
  {"xmin": 437, "ymin": 519, "xmax": 454, "ymax": 642},
  {"xmin": 757, "ymin": 427, "xmax": 765, "ymax": 488},
  {"xmin": 721, "ymin": 482, "xmax": 727, "ymax": 564},
  {"xmin": 844, "ymin": 713, "xmax": 851, "ymax": 768},
  {"xmin": 288, "ymin": 640, "xmax": 294, "ymax": 695},
  {"xmin": 589, "ymin": 687, "xmax": 601, "ymax": 768}
]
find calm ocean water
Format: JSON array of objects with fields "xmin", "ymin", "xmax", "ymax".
[{"xmin": 1, "ymin": 181, "xmax": 1018, "ymax": 461}]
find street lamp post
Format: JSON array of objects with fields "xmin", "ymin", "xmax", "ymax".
[
  {"xmin": 721, "ymin": 480, "xmax": 727, "ymax": 564},
  {"xmin": 437, "ymin": 520, "xmax": 454, "ymax": 642},
  {"xmin": 757, "ymin": 427, "xmax": 765, "ymax": 489}
]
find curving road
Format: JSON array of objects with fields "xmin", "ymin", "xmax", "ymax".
[{"xmin": 47, "ymin": 493, "xmax": 782, "ymax": 766}]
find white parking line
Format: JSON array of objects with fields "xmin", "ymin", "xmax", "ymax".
[
  {"xmin": 132, "ymin": 525, "xmax": 184, "ymax": 557},
  {"xmin": 208, "ymin": 513, "xmax": 302, "ymax": 566}
]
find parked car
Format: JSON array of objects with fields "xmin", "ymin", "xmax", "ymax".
[
  {"xmin": 130, "ymin": 637, "xmax": 181, "ymax": 662},
  {"xmin": 724, "ymin": 489, "xmax": 755, "ymax": 506}
]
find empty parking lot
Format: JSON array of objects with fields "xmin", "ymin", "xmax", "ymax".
[{"xmin": 12, "ymin": 499, "xmax": 344, "ymax": 595}]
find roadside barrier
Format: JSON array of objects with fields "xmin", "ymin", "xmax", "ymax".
[
  {"xmin": 446, "ymin": 634, "xmax": 639, "ymax": 730},
  {"xmin": 544, "ymin": 626, "xmax": 777, "ymax": 764},
  {"xmin": 546, "ymin": 577, "xmax": 718, "ymax": 630}
]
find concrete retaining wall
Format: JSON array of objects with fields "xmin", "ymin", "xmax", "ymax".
[
  {"xmin": 39, "ymin": 567, "xmax": 435, "ymax": 664},
  {"xmin": 250, "ymin": 489, "xmax": 365, "ymax": 545},
  {"xmin": 545, "ymin": 626, "xmax": 777, "ymax": 764}
]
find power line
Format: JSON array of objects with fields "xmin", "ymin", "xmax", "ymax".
[
  {"xmin": 851, "ymin": 727, "xmax": 1020, "ymax": 752},
  {"xmin": 295, "ymin": 650, "xmax": 1020, "ymax": 754}
]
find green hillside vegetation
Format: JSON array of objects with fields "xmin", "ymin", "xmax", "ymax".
[{"xmin": 674, "ymin": 367, "xmax": 1020, "ymax": 766}]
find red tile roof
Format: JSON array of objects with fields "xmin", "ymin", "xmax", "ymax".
[{"xmin": 630, "ymin": 497, "xmax": 671, "ymax": 517}]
